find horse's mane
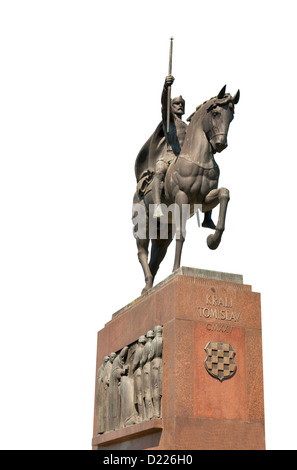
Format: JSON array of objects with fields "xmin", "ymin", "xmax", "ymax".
[{"xmin": 186, "ymin": 93, "xmax": 233, "ymax": 123}]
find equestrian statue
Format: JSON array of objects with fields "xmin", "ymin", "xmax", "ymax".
[{"xmin": 133, "ymin": 41, "xmax": 240, "ymax": 294}]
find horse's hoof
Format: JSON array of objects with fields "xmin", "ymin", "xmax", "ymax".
[
  {"xmin": 141, "ymin": 283, "xmax": 152, "ymax": 295},
  {"xmin": 207, "ymin": 234, "xmax": 221, "ymax": 250}
]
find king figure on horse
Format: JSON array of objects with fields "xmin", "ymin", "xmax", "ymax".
[{"xmin": 133, "ymin": 60, "xmax": 239, "ymax": 294}]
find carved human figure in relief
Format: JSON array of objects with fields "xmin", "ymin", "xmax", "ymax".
[
  {"xmin": 109, "ymin": 346, "xmax": 129, "ymax": 431},
  {"xmin": 96, "ymin": 356, "xmax": 109, "ymax": 434},
  {"xmin": 141, "ymin": 330, "xmax": 154, "ymax": 420},
  {"xmin": 132, "ymin": 335, "xmax": 146, "ymax": 422},
  {"xmin": 120, "ymin": 373, "xmax": 139, "ymax": 428},
  {"xmin": 102, "ymin": 352, "xmax": 116, "ymax": 432},
  {"xmin": 148, "ymin": 325, "xmax": 163, "ymax": 419}
]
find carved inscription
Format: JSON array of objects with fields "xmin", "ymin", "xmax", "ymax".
[{"xmin": 197, "ymin": 293, "xmax": 241, "ymax": 334}]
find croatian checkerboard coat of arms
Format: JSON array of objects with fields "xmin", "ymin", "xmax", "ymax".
[{"xmin": 204, "ymin": 342, "xmax": 237, "ymax": 382}]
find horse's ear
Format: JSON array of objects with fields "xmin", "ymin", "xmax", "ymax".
[
  {"xmin": 233, "ymin": 89, "xmax": 240, "ymax": 104},
  {"xmin": 186, "ymin": 112, "xmax": 195, "ymax": 122},
  {"xmin": 217, "ymin": 85, "xmax": 226, "ymax": 99}
]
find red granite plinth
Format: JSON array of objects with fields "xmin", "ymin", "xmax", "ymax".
[{"xmin": 92, "ymin": 267, "xmax": 265, "ymax": 450}]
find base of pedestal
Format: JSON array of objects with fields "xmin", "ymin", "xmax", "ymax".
[{"xmin": 93, "ymin": 267, "xmax": 265, "ymax": 450}]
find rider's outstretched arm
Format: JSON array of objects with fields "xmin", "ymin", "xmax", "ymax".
[{"xmin": 161, "ymin": 75, "xmax": 174, "ymax": 122}]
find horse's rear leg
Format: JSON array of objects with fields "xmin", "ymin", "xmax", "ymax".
[
  {"xmin": 149, "ymin": 226, "xmax": 173, "ymax": 282},
  {"xmin": 203, "ymin": 187, "xmax": 230, "ymax": 250},
  {"xmin": 173, "ymin": 191, "xmax": 189, "ymax": 272},
  {"xmin": 136, "ymin": 237, "xmax": 153, "ymax": 294},
  {"xmin": 133, "ymin": 196, "xmax": 153, "ymax": 294}
]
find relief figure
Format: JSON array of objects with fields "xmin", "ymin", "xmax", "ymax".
[
  {"xmin": 141, "ymin": 330, "xmax": 154, "ymax": 421},
  {"xmin": 108, "ymin": 346, "xmax": 129, "ymax": 431},
  {"xmin": 148, "ymin": 326, "xmax": 163, "ymax": 419}
]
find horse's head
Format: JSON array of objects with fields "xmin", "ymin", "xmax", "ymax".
[
  {"xmin": 188, "ymin": 86, "xmax": 240, "ymax": 154},
  {"xmin": 204, "ymin": 86, "xmax": 240, "ymax": 153}
]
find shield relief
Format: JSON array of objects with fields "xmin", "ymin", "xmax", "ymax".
[{"xmin": 204, "ymin": 342, "xmax": 237, "ymax": 382}]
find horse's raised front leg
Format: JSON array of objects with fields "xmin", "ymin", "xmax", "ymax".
[
  {"xmin": 203, "ymin": 187, "xmax": 230, "ymax": 250},
  {"xmin": 173, "ymin": 191, "xmax": 189, "ymax": 272}
]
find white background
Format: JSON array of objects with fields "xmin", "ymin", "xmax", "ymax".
[{"xmin": 0, "ymin": 0, "xmax": 296, "ymax": 450}]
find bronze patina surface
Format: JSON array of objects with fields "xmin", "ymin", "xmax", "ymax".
[{"xmin": 133, "ymin": 61, "xmax": 240, "ymax": 294}]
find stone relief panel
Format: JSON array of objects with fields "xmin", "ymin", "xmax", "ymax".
[{"xmin": 95, "ymin": 325, "xmax": 163, "ymax": 434}]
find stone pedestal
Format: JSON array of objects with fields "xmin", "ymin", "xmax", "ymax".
[{"xmin": 92, "ymin": 267, "xmax": 265, "ymax": 450}]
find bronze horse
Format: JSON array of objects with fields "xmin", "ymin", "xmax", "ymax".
[{"xmin": 133, "ymin": 86, "xmax": 240, "ymax": 294}]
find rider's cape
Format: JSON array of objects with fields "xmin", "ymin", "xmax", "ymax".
[{"xmin": 134, "ymin": 121, "xmax": 166, "ymax": 185}]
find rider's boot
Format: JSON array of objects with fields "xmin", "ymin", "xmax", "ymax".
[{"xmin": 202, "ymin": 210, "xmax": 216, "ymax": 229}]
